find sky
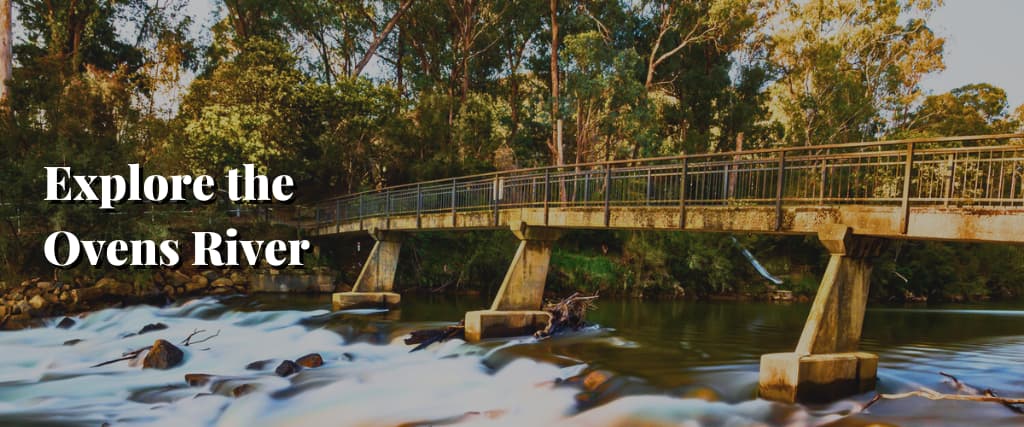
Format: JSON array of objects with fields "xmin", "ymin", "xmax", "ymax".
[{"xmin": 919, "ymin": 0, "xmax": 1024, "ymax": 108}]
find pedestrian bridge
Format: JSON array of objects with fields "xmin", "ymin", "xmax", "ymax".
[{"xmin": 304, "ymin": 133, "xmax": 1024, "ymax": 403}]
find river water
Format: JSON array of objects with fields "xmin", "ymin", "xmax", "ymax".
[{"xmin": 1, "ymin": 294, "xmax": 1022, "ymax": 426}]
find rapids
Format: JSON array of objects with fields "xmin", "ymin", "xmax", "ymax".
[{"xmin": 0, "ymin": 296, "xmax": 1021, "ymax": 426}]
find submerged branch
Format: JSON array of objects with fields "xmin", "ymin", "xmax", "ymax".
[{"xmin": 864, "ymin": 372, "xmax": 1024, "ymax": 414}]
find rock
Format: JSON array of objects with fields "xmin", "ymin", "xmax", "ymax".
[
  {"xmin": 232, "ymin": 383, "xmax": 256, "ymax": 397},
  {"xmin": 211, "ymin": 278, "xmax": 234, "ymax": 288},
  {"xmin": 185, "ymin": 373, "xmax": 213, "ymax": 386},
  {"xmin": 295, "ymin": 353, "xmax": 323, "ymax": 368},
  {"xmin": 142, "ymin": 339, "xmax": 184, "ymax": 369},
  {"xmin": 0, "ymin": 305, "xmax": 6, "ymax": 318},
  {"xmin": 191, "ymin": 275, "xmax": 208, "ymax": 287},
  {"xmin": 168, "ymin": 271, "xmax": 190, "ymax": 286},
  {"xmin": 229, "ymin": 272, "xmax": 247, "ymax": 285},
  {"xmin": 138, "ymin": 323, "xmax": 168, "ymax": 335},
  {"xmin": 94, "ymin": 277, "xmax": 118, "ymax": 288},
  {"xmin": 13, "ymin": 300, "xmax": 31, "ymax": 315},
  {"xmin": 36, "ymin": 281, "xmax": 54, "ymax": 291},
  {"xmin": 56, "ymin": 317, "xmax": 76, "ymax": 329},
  {"xmin": 211, "ymin": 287, "xmax": 234, "ymax": 295},
  {"xmin": 185, "ymin": 282, "xmax": 206, "ymax": 293},
  {"xmin": 274, "ymin": 360, "xmax": 301, "ymax": 377},
  {"xmin": 582, "ymin": 370, "xmax": 612, "ymax": 391},
  {"xmin": 202, "ymin": 271, "xmax": 220, "ymax": 282},
  {"xmin": 28, "ymin": 295, "xmax": 48, "ymax": 311},
  {"xmin": 63, "ymin": 339, "xmax": 83, "ymax": 346},
  {"xmin": 59, "ymin": 291, "xmax": 70, "ymax": 303},
  {"xmin": 245, "ymin": 359, "xmax": 272, "ymax": 370}
]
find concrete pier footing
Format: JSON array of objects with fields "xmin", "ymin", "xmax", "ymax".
[
  {"xmin": 464, "ymin": 221, "xmax": 561, "ymax": 341},
  {"xmin": 758, "ymin": 225, "xmax": 887, "ymax": 403},
  {"xmin": 333, "ymin": 229, "xmax": 404, "ymax": 310},
  {"xmin": 759, "ymin": 352, "xmax": 878, "ymax": 403},
  {"xmin": 332, "ymin": 291, "xmax": 401, "ymax": 310},
  {"xmin": 464, "ymin": 310, "xmax": 552, "ymax": 342}
]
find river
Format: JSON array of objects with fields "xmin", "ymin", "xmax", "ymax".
[{"xmin": 0, "ymin": 294, "xmax": 1022, "ymax": 426}]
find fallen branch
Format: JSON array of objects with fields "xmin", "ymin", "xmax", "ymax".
[
  {"xmin": 535, "ymin": 292, "xmax": 598, "ymax": 339},
  {"xmin": 405, "ymin": 321, "xmax": 465, "ymax": 352},
  {"xmin": 181, "ymin": 329, "xmax": 220, "ymax": 347},
  {"xmin": 864, "ymin": 372, "xmax": 1024, "ymax": 414},
  {"xmin": 91, "ymin": 346, "xmax": 149, "ymax": 368}
]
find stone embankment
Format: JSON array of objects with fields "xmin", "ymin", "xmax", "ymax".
[{"xmin": 0, "ymin": 268, "xmax": 337, "ymax": 329}]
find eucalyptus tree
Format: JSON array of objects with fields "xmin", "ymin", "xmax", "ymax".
[{"xmin": 765, "ymin": 0, "xmax": 946, "ymax": 145}]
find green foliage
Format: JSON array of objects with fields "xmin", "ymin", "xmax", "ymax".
[{"xmin": 4, "ymin": 0, "xmax": 1024, "ymax": 303}]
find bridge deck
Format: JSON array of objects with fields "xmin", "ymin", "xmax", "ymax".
[{"xmin": 305, "ymin": 134, "xmax": 1024, "ymax": 244}]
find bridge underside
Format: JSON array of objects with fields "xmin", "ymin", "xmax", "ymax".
[
  {"xmin": 319, "ymin": 205, "xmax": 1024, "ymax": 403},
  {"xmin": 311, "ymin": 205, "xmax": 1024, "ymax": 244}
]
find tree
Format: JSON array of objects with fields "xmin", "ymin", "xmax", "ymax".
[
  {"xmin": 639, "ymin": 0, "xmax": 755, "ymax": 90},
  {"xmin": 0, "ymin": 0, "xmax": 10, "ymax": 109},
  {"xmin": 766, "ymin": 0, "xmax": 945, "ymax": 145},
  {"xmin": 353, "ymin": 0, "xmax": 415, "ymax": 77},
  {"xmin": 906, "ymin": 83, "xmax": 1019, "ymax": 136},
  {"xmin": 548, "ymin": 0, "xmax": 561, "ymax": 165}
]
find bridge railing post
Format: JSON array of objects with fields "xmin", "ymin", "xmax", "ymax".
[
  {"xmin": 645, "ymin": 169, "xmax": 653, "ymax": 206},
  {"xmin": 775, "ymin": 150, "xmax": 787, "ymax": 231},
  {"xmin": 385, "ymin": 188, "xmax": 391, "ymax": 229},
  {"xmin": 492, "ymin": 175, "xmax": 500, "ymax": 226},
  {"xmin": 603, "ymin": 167, "xmax": 611, "ymax": 227},
  {"xmin": 900, "ymin": 141, "xmax": 916, "ymax": 234},
  {"xmin": 679, "ymin": 158, "xmax": 688, "ymax": 228},
  {"xmin": 358, "ymin": 194, "xmax": 364, "ymax": 230},
  {"xmin": 450, "ymin": 178, "xmax": 457, "ymax": 227},
  {"xmin": 416, "ymin": 184, "xmax": 422, "ymax": 228},
  {"xmin": 543, "ymin": 169, "xmax": 550, "ymax": 226}
]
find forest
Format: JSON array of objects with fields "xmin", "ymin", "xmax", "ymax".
[{"xmin": 2, "ymin": 0, "xmax": 1024, "ymax": 302}]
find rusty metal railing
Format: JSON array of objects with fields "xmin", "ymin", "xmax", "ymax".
[{"xmin": 310, "ymin": 134, "xmax": 1024, "ymax": 233}]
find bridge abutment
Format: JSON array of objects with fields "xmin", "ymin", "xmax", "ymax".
[
  {"xmin": 465, "ymin": 221, "xmax": 560, "ymax": 342},
  {"xmin": 759, "ymin": 224, "xmax": 887, "ymax": 403},
  {"xmin": 332, "ymin": 229, "xmax": 403, "ymax": 310}
]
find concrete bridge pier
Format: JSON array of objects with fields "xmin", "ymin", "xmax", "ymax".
[
  {"xmin": 464, "ymin": 221, "xmax": 561, "ymax": 341},
  {"xmin": 332, "ymin": 229, "xmax": 403, "ymax": 310},
  {"xmin": 759, "ymin": 225, "xmax": 888, "ymax": 403}
]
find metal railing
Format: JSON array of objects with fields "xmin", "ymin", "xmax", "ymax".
[{"xmin": 311, "ymin": 134, "xmax": 1024, "ymax": 233}]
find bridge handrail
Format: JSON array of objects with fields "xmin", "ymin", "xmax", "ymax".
[{"xmin": 308, "ymin": 133, "xmax": 1024, "ymax": 233}]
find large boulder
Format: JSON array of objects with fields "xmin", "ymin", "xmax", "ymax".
[{"xmin": 142, "ymin": 339, "xmax": 184, "ymax": 369}]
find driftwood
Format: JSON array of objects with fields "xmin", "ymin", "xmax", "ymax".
[
  {"xmin": 181, "ymin": 329, "xmax": 220, "ymax": 347},
  {"xmin": 91, "ymin": 347, "xmax": 149, "ymax": 368},
  {"xmin": 405, "ymin": 321, "xmax": 465, "ymax": 352},
  {"xmin": 864, "ymin": 371, "xmax": 1024, "ymax": 414},
  {"xmin": 534, "ymin": 292, "xmax": 597, "ymax": 339},
  {"xmin": 404, "ymin": 293, "xmax": 598, "ymax": 351}
]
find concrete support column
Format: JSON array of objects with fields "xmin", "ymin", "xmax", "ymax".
[
  {"xmin": 759, "ymin": 225, "xmax": 888, "ymax": 403},
  {"xmin": 332, "ymin": 229, "xmax": 403, "ymax": 310},
  {"xmin": 465, "ymin": 221, "xmax": 561, "ymax": 341}
]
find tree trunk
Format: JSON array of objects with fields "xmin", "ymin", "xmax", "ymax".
[
  {"xmin": 0, "ymin": 0, "xmax": 10, "ymax": 109},
  {"xmin": 549, "ymin": 0, "xmax": 561, "ymax": 166},
  {"xmin": 353, "ymin": 0, "xmax": 415, "ymax": 77}
]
